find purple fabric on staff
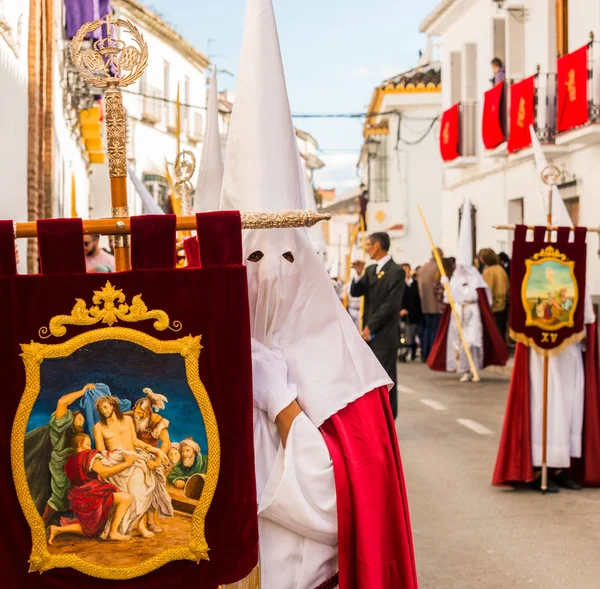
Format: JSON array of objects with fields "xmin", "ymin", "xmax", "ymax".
[{"xmin": 65, "ymin": 0, "xmax": 113, "ymax": 40}]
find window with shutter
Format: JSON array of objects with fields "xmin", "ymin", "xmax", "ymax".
[
  {"xmin": 507, "ymin": 13, "xmax": 525, "ymax": 81},
  {"xmin": 465, "ymin": 43, "xmax": 477, "ymax": 102},
  {"xmin": 493, "ymin": 18, "xmax": 506, "ymax": 64},
  {"xmin": 450, "ymin": 51, "xmax": 462, "ymax": 105},
  {"xmin": 463, "ymin": 43, "xmax": 477, "ymax": 157}
]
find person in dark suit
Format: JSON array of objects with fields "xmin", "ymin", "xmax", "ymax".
[
  {"xmin": 400, "ymin": 263, "xmax": 424, "ymax": 361},
  {"xmin": 351, "ymin": 232, "xmax": 405, "ymax": 418}
]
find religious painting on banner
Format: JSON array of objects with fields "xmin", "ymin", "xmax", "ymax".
[
  {"xmin": 0, "ymin": 215, "xmax": 258, "ymax": 587},
  {"xmin": 507, "ymin": 76, "xmax": 535, "ymax": 153},
  {"xmin": 557, "ymin": 44, "xmax": 589, "ymax": 133},
  {"xmin": 439, "ymin": 103, "xmax": 460, "ymax": 161},
  {"xmin": 509, "ymin": 225, "xmax": 587, "ymax": 355}
]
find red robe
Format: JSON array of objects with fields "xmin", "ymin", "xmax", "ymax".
[
  {"xmin": 321, "ymin": 387, "xmax": 418, "ymax": 589},
  {"xmin": 427, "ymin": 288, "xmax": 508, "ymax": 372},
  {"xmin": 60, "ymin": 450, "xmax": 119, "ymax": 536},
  {"xmin": 493, "ymin": 323, "xmax": 600, "ymax": 486}
]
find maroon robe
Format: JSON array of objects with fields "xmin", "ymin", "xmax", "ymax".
[
  {"xmin": 493, "ymin": 323, "xmax": 600, "ymax": 486},
  {"xmin": 321, "ymin": 387, "xmax": 418, "ymax": 589},
  {"xmin": 60, "ymin": 450, "xmax": 119, "ymax": 536},
  {"xmin": 427, "ymin": 288, "xmax": 508, "ymax": 372}
]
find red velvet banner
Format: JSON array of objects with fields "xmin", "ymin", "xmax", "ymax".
[
  {"xmin": 0, "ymin": 214, "xmax": 258, "ymax": 587},
  {"xmin": 507, "ymin": 76, "xmax": 535, "ymax": 153},
  {"xmin": 439, "ymin": 103, "xmax": 460, "ymax": 161},
  {"xmin": 482, "ymin": 81, "xmax": 506, "ymax": 149},
  {"xmin": 557, "ymin": 44, "xmax": 589, "ymax": 133},
  {"xmin": 509, "ymin": 225, "xmax": 587, "ymax": 354}
]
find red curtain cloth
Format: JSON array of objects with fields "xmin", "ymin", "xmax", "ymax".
[
  {"xmin": 321, "ymin": 387, "xmax": 418, "ymax": 589},
  {"xmin": 557, "ymin": 44, "xmax": 589, "ymax": 133},
  {"xmin": 507, "ymin": 76, "xmax": 535, "ymax": 153},
  {"xmin": 439, "ymin": 104, "xmax": 460, "ymax": 161},
  {"xmin": 0, "ymin": 213, "xmax": 258, "ymax": 587},
  {"xmin": 482, "ymin": 81, "xmax": 506, "ymax": 149},
  {"xmin": 510, "ymin": 225, "xmax": 587, "ymax": 353}
]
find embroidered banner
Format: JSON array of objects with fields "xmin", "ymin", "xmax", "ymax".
[
  {"xmin": 509, "ymin": 225, "xmax": 587, "ymax": 355},
  {"xmin": 557, "ymin": 44, "xmax": 589, "ymax": 132},
  {"xmin": 507, "ymin": 76, "xmax": 535, "ymax": 153},
  {"xmin": 439, "ymin": 103, "xmax": 460, "ymax": 162},
  {"xmin": 482, "ymin": 81, "xmax": 506, "ymax": 149},
  {"xmin": 0, "ymin": 214, "xmax": 258, "ymax": 586}
]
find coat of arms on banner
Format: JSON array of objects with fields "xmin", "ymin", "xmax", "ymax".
[
  {"xmin": 510, "ymin": 225, "xmax": 587, "ymax": 355},
  {"xmin": 522, "ymin": 247, "xmax": 578, "ymax": 330},
  {"xmin": 11, "ymin": 282, "xmax": 219, "ymax": 579}
]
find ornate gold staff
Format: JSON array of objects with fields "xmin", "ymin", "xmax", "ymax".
[
  {"xmin": 70, "ymin": 15, "xmax": 148, "ymax": 271},
  {"xmin": 174, "ymin": 150, "xmax": 197, "ymax": 216}
]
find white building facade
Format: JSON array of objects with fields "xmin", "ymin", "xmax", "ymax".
[
  {"xmin": 421, "ymin": 0, "xmax": 600, "ymax": 297},
  {"xmin": 90, "ymin": 0, "xmax": 210, "ymax": 218},
  {"xmin": 359, "ymin": 62, "xmax": 443, "ymax": 269}
]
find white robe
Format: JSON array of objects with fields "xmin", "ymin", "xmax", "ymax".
[
  {"xmin": 529, "ymin": 293, "xmax": 595, "ymax": 467},
  {"xmin": 445, "ymin": 269, "xmax": 491, "ymax": 374},
  {"xmin": 254, "ymin": 407, "xmax": 338, "ymax": 589}
]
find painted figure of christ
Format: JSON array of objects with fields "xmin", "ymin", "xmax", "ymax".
[{"xmin": 93, "ymin": 397, "xmax": 173, "ymax": 539}]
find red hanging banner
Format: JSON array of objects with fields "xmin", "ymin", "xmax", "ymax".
[
  {"xmin": 509, "ymin": 225, "xmax": 588, "ymax": 355},
  {"xmin": 482, "ymin": 81, "xmax": 506, "ymax": 149},
  {"xmin": 508, "ymin": 76, "xmax": 535, "ymax": 153},
  {"xmin": 557, "ymin": 44, "xmax": 589, "ymax": 132},
  {"xmin": 439, "ymin": 103, "xmax": 460, "ymax": 161}
]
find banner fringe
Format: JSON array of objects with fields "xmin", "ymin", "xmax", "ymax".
[{"xmin": 510, "ymin": 329, "xmax": 585, "ymax": 357}]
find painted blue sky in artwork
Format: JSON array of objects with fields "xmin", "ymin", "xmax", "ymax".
[
  {"xmin": 526, "ymin": 261, "xmax": 576, "ymax": 300},
  {"xmin": 27, "ymin": 340, "xmax": 208, "ymax": 453}
]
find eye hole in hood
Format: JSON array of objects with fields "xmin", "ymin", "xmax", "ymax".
[
  {"xmin": 282, "ymin": 251, "xmax": 295, "ymax": 264},
  {"xmin": 247, "ymin": 251, "xmax": 264, "ymax": 263}
]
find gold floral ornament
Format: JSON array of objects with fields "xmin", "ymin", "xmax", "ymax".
[
  {"xmin": 175, "ymin": 150, "xmax": 197, "ymax": 216},
  {"xmin": 38, "ymin": 281, "xmax": 182, "ymax": 339},
  {"xmin": 69, "ymin": 15, "xmax": 148, "ymax": 89}
]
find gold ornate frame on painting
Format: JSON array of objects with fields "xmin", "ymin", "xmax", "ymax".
[
  {"xmin": 10, "ymin": 283, "xmax": 220, "ymax": 579},
  {"xmin": 521, "ymin": 246, "xmax": 579, "ymax": 331}
]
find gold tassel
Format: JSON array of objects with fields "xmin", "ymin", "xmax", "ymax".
[{"xmin": 219, "ymin": 565, "xmax": 260, "ymax": 589}]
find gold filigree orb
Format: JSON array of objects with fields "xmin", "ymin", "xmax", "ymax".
[
  {"xmin": 175, "ymin": 150, "xmax": 197, "ymax": 184},
  {"xmin": 70, "ymin": 15, "xmax": 148, "ymax": 88},
  {"xmin": 541, "ymin": 164, "xmax": 561, "ymax": 187}
]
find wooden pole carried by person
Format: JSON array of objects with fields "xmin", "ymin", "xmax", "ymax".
[
  {"xmin": 359, "ymin": 215, "xmax": 367, "ymax": 331},
  {"xmin": 417, "ymin": 205, "xmax": 481, "ymax": 382}
]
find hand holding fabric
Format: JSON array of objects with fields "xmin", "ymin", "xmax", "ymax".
[{"xmin": 251, "ymin": 336, "xmax": 298, "ymax": 422}]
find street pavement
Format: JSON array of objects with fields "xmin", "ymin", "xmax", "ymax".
[{"xmin": 396, "ymin": 361, "xmax": 600, "ymax": 589}]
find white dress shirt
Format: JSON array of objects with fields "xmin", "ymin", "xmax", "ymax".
[{"xmin": 375, "ymin": 254, "xmax": 392, "ymax": 274}]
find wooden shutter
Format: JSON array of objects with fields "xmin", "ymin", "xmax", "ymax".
[
  {"xmin": 465, "ymin": 43, "xmax": 478, "ymax": 101},
  {"xmin": 493, "ymin": 18, "xmax": 506, "ymax": 63},
  {"xmin": 450, "ymin": 51, "xmax": 462, "ymax": 105},
  {"xmin": 556, "ymin": 0, "xmax": 569, "ymax": 56},
  {"xmin": 507, "ymin": 13, "xmax": 525, "ymax": 81}
]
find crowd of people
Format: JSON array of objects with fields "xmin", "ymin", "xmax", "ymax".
[{"xmin": 331, "ymin": 234, "xmax": 512, "ymax": 370}]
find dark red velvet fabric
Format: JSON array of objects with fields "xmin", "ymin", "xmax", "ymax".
[
  {"xmin": 184, "ymin": 236, "xmax": 201, "ymax": 268},
  {"xmin": 131, "ymin": 215, "xmax": 177, "ymax": 270},
  {"xmin": 493, "ymin": 327, "xmax": 600, "ymax": 487},
  {"xmin": 0, "ymin": 213, "xmax": 258, "ymax": 588},
  {"xmin": 0, "ymin": 221, "xmax": 16, "ymax": 276},
  {"xmin": 196, "ymin": 212, "xmax": 243, "ymax": 268},
  {"xmin": 510, "ymin": 225, "xmax": 587, "ymax": 353},
  {"xmin": 427, "ymin": 288, "xmax": 507, "ymax": 372},
  {"xmin": 37, "ymin": 218, "xmax": 86, "ymax": 275},
  {"xmin": 492, "ymin": 342, "xmax": 534, "ymax": 485},
  {"xmin": 478, "ymin": 289, "xmax": 509, "ymax": 367},
  {"xmin": 320, "ymin": 387, "xmax": 418, "ymax": 589}
]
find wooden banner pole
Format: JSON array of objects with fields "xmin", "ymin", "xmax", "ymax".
[{"xmin": 417, "ymin": 205, "xmax": 481, "ymax": 382}]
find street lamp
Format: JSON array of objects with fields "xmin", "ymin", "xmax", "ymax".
[{"xmin": 365, "ymin": 138, "xmax": 379, "ymax": 206}]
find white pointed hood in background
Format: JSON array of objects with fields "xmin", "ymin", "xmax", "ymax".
[
  {"xmin": 529, "ymin": 125, "xmax": 572, "ymax": 227},
  {"xmin": 195, "ymin": 67, "xmax": 224, "ymax": 213},
  {"xmin": 128, "ymin": 165, "xmax": 165, "ymax": 215},
  {"xmin": 298, "ymin": 153, "xmax": 327, "ymax": 257},
  {"xmin": 452, "ymin": 195, "xmax": 489, "ymax": 303},
  {"xmin": 221, "ymin": 0, "xmax": 390, "ymax": 426}
]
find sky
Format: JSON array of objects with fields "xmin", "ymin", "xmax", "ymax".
[{"xmin": 140, "ymin": 0, "xmax": 440, "ymax": 194}]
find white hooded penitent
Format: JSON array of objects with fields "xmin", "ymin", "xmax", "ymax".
[
  {"xmin": 194, "ymin": 66, "xmax": 224, "ymax": 213},
  {"xmin": 221, "ymin": 0, "xmax": 390, "ymax": 428}
]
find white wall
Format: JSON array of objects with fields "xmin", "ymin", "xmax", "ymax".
[
  {"xmin": 0, "ymin": 0, "xmax": 29, "ymax": 271},
  {"xmin": 432, "ymin": 0, "xmax": 600, "ymax": 295}
]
